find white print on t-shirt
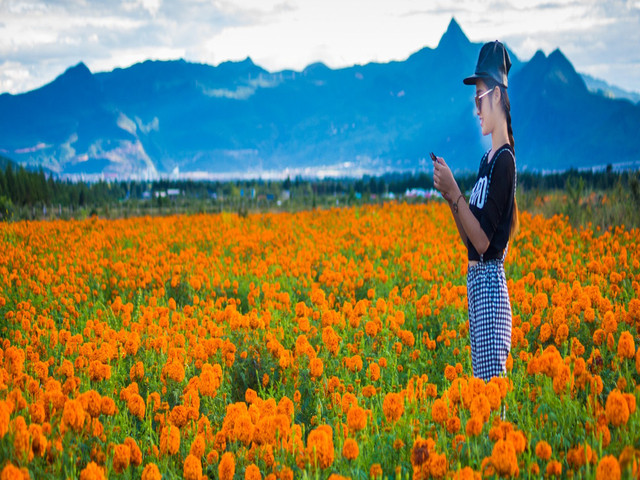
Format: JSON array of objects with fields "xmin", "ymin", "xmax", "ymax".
[{"xmin": 469, "ymin": 176, "xmax": 488, "ymax": 209}]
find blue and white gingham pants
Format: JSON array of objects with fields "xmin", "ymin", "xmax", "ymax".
[{"xmin": 467, "ymin": 259, "xmax": 512, "ymax": 382}]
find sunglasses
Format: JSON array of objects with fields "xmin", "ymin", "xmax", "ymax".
[{"xmin": 474, "ymin": 87, "xmax": 494, "ymax": 111}]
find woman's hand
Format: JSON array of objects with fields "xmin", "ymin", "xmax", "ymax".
[{"xmin": 432, "ymin": 156, "xmax": 460, "ymax": 203}]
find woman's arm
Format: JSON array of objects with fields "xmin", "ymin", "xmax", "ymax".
[
  {"xmin": 433, "ymin": 157, "xmax": 490, "ymax": 255},
  {"xmin": 448, "ymin": 198, "xmax": 469, "ymax": 249}
]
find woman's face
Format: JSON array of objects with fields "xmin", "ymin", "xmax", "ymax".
[{"xmin": 475, "ymin": 79, "xmax": 495, "ymax": 136}]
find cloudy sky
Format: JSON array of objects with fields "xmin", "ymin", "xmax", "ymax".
[{"xmin": 1, "ymin": 0, "xmax": 639, "ymax": 95}]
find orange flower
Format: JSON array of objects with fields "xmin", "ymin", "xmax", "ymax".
[
  {"xmin": 190, "ymin": 434, "xmax": 206, "ymax": 458},
  {"xmin": 309, "ymin": 357, "xmax": 324, "ymax": 378},
  {"xmin": 431, "ymin": 398, "xmax": 448, "ymax": 424},
  {"xmin": 545, "ymin": 460, "xmax": 562, "ymax": 477},
  {"xmin": 124, "ymin": 437, "xmax": 142, "ymax": 466},
  {"xmin": 535, "ymin": 440, "xmax": 552, "ymax": 461},
  {"xmin": 79, "ymin": 461, "xmax": 107, "ymax": 480},
  {"xmin": 617, "ymin": 331, "xmax": 635, "ymax": 359},
  {"xmin": 245, "ymin": 464, "xmax": 262, "ymax": 480},
  {"xmin": 218, "ymin": 452, "xmax": 236, "ymax": 480},
  {"xmin": 596, "ymin": 455, "xmax": 621, "ymax": 480},
  {"xmin": 306, "ymin": 425, "xmax": 335, "ymax": 469},
  {"xmin": 100, "ymin": 397, "xmax": 116, "ymax": 416},
  {"xmin": 160, "ymin": 425, "xmax": 181, "ymax": 455},
  {"xmin": 428, "ymin": 451, "xmax": 448, "ymax": 478},
  {"xmin": 382, "ymin": 392, "xmax": 404, "ymax": 423},
  {"xmin": 0, "ymin": 463, "xmax": 29, "ymax": 480},
  {"xmin": 127, "ymin": 393, "xmax": 146, "ymax": 420},
  {"xmin": 446, "ymin": 416, "xmax": 461, "ymax": 434},
  {"xmin": 342, "ymin": 438, "xmax": 359, "ymax": 460},
  {"xmin": 444, "ymin": 365, "xmax": 457, "ymax": 381},
  {"xmin": 113, "ymin": 444, "xmax": 131, "ymax": 474},
  {"xmin": 62, "ymin": 399, "xmax": 86, "ymax": 432},
  {"xmin": 346, "ymin": 405, "xmax": 367, "ymax": 432},
  {"xmin": 370, "ymin": 464, "xmax": 383, "ymax": 478},
  {"xmin": 183, "ymin": 454, "xmax": 203, "ymax": 480},
  {"xmin": 0, "ymin": 400, "xmax": 10, "ymax": 438},
  {"xmin": 490, "ymin": 439, "xmax": 518, "ymax": 477},
  {"xmin": 465, "ymin": 416, "xmax": 483, "ymax": 437},
  {"xmin": 322, "ymin": 326, "xmax": 341, "ymax": 356},
  {"xmin": 411, "ymin": 436, "xmax": 433, "ymax": 467},
  {"xmin": 605, "ymin": 389, "xmax": 630, "ymax": 427},
  {"xmin": 469, "ymin": 394, "xmax": 491, "ymax": 423},
  {"xmin": 141, "ymin": 463, "xmax": 162, "ymax": 480},
  {"xmin": 452, "ymin": 466, "xmax": 477, "ymax": 480}
]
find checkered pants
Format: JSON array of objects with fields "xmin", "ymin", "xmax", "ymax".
[{"xmin": 467, "ymin": 259, "xmax": 512, "ymax": 382}]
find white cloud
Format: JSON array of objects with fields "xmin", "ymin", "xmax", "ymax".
[{"xmin": 0, "ymin": 0, "xmax": 638, "ymax": 94}]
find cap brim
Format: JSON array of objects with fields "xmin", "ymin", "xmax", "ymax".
[{"xmin": 463, "ymin": 74, "xmax": 484, "ymax": 85}]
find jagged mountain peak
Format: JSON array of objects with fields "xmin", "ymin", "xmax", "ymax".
[{"xmin": 438, "ymin": 17, "xmax": 470, "ymax": 50}]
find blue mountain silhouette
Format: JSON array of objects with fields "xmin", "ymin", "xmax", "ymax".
[{"xmin": 0, "ymin": 18, "xmax": 638, "ymax": 178}]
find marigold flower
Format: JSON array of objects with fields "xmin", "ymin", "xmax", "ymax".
[
  {"xmin": 452, "ymin": 466, "xmax": 477, "ymax": 480},
  {"xmin": 370, "ymin": 464, "xmax": 383, "ymax": 478},
  {"xmin": 190, "ymin": 434, "xmax": 206, "ymax": 458},
  {"xmin": 535, "ymin": 440, "xmax": 552, "ymax": 461},
  {"xmin": 411, "ymin": 436, "xmax": 433, "ymax": 467},
  {"xmin": 596, "ymin": 455, "xmax": 621, "ymax": 480},
  {"xmin": 160, "ymin": 425, "xmax": 181, "ymax": 455},
  {"xmin": 465, "ymin": 416, "xmax": 483, "ymax": 437},
  {"xmin": 605, "ymin": 389, "xmax": 630, "ymax": 427},
  {"xmin": 306, "ymin": 426, "xmax": 335, "ymax": 469},
  {"xmin": 183, "ymin": 454, "xmax": 203, "ymax": 480},
  {"xmin": 123, "ymin": 437, "xmax": 142, "ymax": 466},
  {"xmin": 309, "ymin": 357, "xmax": 324, "ymax": 378},
  {"xmin": 444, "ymin": 365, "xmax": 457, "ymax": 381},
  {"xmin": 429, "ymin": 451, "xmax": 448, "ymax": 478},
  {"xmin": 342, "ymin": 438, "xmax": 359, "ymax": 460},
  {"xmin": 62, "ymin": 399, "xmax": 86, "ymax": 432},
  {"xmin": 245, "ymin": 464, "xmax": 262, "ymax": 480},
  {"xmin": 346, "ymin": 405, "xmax": 367, "ymax": 432},
  {"xmin": 490, "ymin": 439, "xmax": 518, "ymax": 477},
  {"xmin": 382, "ymin": 392, "xmax": 404, "ymax": 423},
  {"xmin": 617, "ymin": 331, "xmax": 635, "ymax": 359},
  {"xmin": 469, "ymin": 394, "xmax": 491, "ymax": 423},
  {"xmin": 127, "ymin": 393, "xmax": 146, "ymax": 420},
  {"xmin": 1, "ymin": 463, "xmax": 29, "ymax": 480},
  {"xmin": 218, "ymin": 452, "xmax": 236, "ymax": 480},
  {"xmin": 446, "ymin": 416, "xmax": 461, "ymax": 434},
  {"xmin": 0, "ymin": 400, "xmax": 10, "ymax": 438},
  {"xmin": 431, "ymin": 398, "xmax": 448, "ymax": 424},
  {"xmin": 79, "ymin": 461, "xmax": 106, "ymax": 480},
  {"xmin": 546, "ymin": 460, "xmax": 562, "ymax": 477},
  {"xmin": 141, "ymin": 463, "xmax": 162, "ymax": 480},
  {"xmin": 100, "ymin": 397, "xmax": 116, "ymax": 416},
  {"xmin": 113, "ymin": 444, "xmax": 131, "ymax": 474}
]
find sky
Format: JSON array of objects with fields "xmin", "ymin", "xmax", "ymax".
[{"xmin": 1, "ymin": 0, "xmax": 639, "ymax": 95}]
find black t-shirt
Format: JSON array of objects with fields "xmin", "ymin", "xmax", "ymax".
[{"xmin": 467, "ymin": 144, "xmax": 516, "ymax": 262}]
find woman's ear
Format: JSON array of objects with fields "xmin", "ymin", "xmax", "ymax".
[{"xmin": 492, "ymin": 86, "xmax": 502, "ymax": 106}]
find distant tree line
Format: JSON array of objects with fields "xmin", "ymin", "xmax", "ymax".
[{"xmin": 0, "ymin": 155, "xmax": 638, "ymax": 221}]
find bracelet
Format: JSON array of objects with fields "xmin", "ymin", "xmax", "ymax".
[{"xmin": 453, "ymin": 194, "xmax": 464, "ymax": 214}]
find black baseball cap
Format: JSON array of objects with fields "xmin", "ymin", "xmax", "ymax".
[{"xmin": 463, "ymin": 41, "xmax": 512, "ymax": 88}]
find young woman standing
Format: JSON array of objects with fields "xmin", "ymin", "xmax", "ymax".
[{"xmin": 432, "ymin": 40, "xmax": 519, "ymax": 382}]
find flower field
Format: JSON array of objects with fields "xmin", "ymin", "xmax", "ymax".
[{"xmin": 1, "ymin": 202, "xmax": 639, "ymax": 479}]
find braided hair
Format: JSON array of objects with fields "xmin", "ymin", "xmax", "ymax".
[
  {"xmin": 497, "ymin": 85, "xmax": 519, "ymax": 242},
  {"xmin": 485, "ymin": 81, "xmax": 519, "ymax": 242}
]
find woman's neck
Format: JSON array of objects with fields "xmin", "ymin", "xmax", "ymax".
[{"xmin": 490, "ymin": 123, "xmax": 510, "ymax": 159}]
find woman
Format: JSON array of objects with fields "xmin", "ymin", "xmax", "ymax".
[{"xmin": 432, "ymin": 40, "xmax": 519, "ymax": 382}]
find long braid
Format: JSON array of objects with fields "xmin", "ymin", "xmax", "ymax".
[{"xmin": 500, "ymin": 86, "xmax": 519, "ymax": 242}]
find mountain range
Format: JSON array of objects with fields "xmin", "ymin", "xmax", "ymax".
[{"xmin": 1, "ymin": 18, "xmax": 639, "ymax": 180}]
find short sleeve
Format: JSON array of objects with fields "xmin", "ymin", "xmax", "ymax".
[{"xmin": 478, "ymin": 151, "xmax": 515, "ymax": 241}]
